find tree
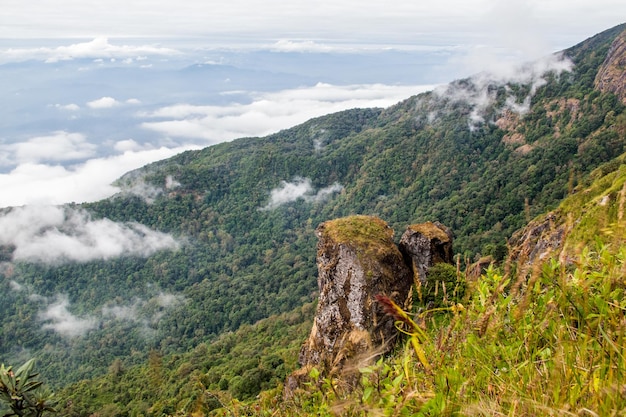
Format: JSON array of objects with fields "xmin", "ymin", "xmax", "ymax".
[{"xmin": 0, "ymin": 359, "xmax": 57, "ymax": 417}]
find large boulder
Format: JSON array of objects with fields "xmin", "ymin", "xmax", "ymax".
[
  {"xmin": 398, "ymin": 221, "xmax": 454, "ymax": 284},
  {"xmin": 288, "ymin": 215, "xmax": 413, "ymax": 393}
]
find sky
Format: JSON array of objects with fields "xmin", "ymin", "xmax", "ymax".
[
  {"xmin": 0, "ymin": 0, "xmax": 624, "ymax": 208},
  {"xmin": 2, "ymin": 0, "xmax": 624, "ymax": 48}
]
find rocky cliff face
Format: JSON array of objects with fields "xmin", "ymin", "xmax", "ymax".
[
  {"xmin": 595, "ymin": 29, "xmax": 626, "ymax": 104},
  {"xmin": 286, "ymin": 216, "xmax": 453, "ymax": 395},
  {"xmin": 509, "ymin": 157, "xmax": 626, "ymax": 266},
  {"xmin": 507, "ymin": 212, "xmax": 570, "ymax": 265}
]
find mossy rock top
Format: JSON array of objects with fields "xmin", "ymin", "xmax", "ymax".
[
  {"xmin": 406, "ymin": 221, "xmax": 450, "ymax": 242},
  {"xmin": 318, "ymin": 215, "xmax": 396, "ymax": 257}
]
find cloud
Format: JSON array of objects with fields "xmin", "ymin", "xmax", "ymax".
[
  {"xmin": 141, "ymin": 83, "xmax": 435, "ymax": 142},
  {"xmin": 313, "ymin": 182, "xmax": 344, "ymax": 201},
  {"xmin": 262, "ymin": 177, "xmax": 313, "ymax": 209},
  {"xmin": 86, "ymin": 96, "xmax": 120, "ymax": 109},
  {"xmin": 39, "ymin": 295, "xmax": 98, "ymax": 338},
  {"xmin": 268, "ymin": 40, "xmax": 341, "ymax": 53},
  {"xmin": 0, "ymin": 205, "xmax": 179, "ymax": 264},
  {"xmin": 100, "ymin": 291, "xmax": 186, "ymax": 333},
  {"xmin": 0, "ymin": 145, "xmax": 192, "ymax": 207},
  {"xmin": 434, "ymin": 53, "xmax": 573, "ymax": 130},
  {"xmin": 9, "ymin": 281, "xmax": 23, "ymax": 291},
  {"xmin": 117, "ymin": 177, "xmax": 164, "ymax": 203},
  {"xmin": 0, "ymin": 131, "xmax": 97, "ymax": 166},
  {"xmin": 260, "ymin": 177, "xmax": 343, "ymax": 210},
  {"xmin": 113, "ymin": 139, "xmax": 144, "ymax": 152},
  {"xmin": 55, "ymin": 103, "xmax": 81, "ymax": 111},
  {"xmin": 0, "ymin": 37, "xmax": 179, "ymax": 64},
  {"xmin": 165, "ymin": 175, "xmax": 181, "ymax": 190}
]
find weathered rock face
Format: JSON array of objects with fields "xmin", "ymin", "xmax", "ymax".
[
  {"xmin": 398, "ymin": 221, "xmax": 454, "ymax": 284},
  {"xmin": 289, "ymin": 216, "xmax": 413, "ymax": 392},
  {"xmin": 595, "ymin": 29, "xmax": 626, "ymax": 104},
  {"xmin": 285, "ymin": 217, "xmax": 455, "ymax": 396},
  {"xmin": 507, "ymin": 212, "xmax": 569, "ymax": 265}
]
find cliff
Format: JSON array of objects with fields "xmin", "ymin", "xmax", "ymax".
[
  {"xmin": 595, "ymin": 28, "xmax": 626, "ymax": 103},
  {"xmin": 509, "ymin": 154, "xmax": 626, "ymax": 265},
  {"xmin": 286, "ymin": 216, "xmax": 454, "ymax": 394}
]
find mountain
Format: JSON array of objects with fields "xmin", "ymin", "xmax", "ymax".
[{"xmin": 0, "ymin": 23, "xmax": 625, "ymax": 393}]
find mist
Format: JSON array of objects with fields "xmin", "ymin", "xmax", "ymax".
[
  {"xmin": 260, "ymin": 177, "xmax": 343, "ymax": 210},
  {"xmin": 0, "ymin": 205, "xmax": 179, "ymax": 263}
]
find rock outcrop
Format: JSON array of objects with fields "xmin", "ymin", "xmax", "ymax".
[
  {"xmin": 507, "ymin": 212, "xmax": 569, "ymax": 265},
  {"xmin": 286, "ymin": 216, "xmax": 454, "ymax": 396},
  {"xmin": 595, "ymin": 29, "xmax": 626, "ymax": 104},
  {"xmin": 399, "ymin": 221, "xmax": 454, "ymax": 284}
]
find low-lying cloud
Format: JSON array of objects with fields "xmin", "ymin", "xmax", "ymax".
[
  {"xmin": 0, "ymin": 37, "xmax": 179, "ymax": 64},
  {"xmin": 86, "ymin": 97, "xmax": 120, "ymax": 109},
  {"xmin": 35, "ymin": 289, "xmax": 186, "ymax": 338},
  {"xmin": 86, "ymin": 96, "xmax": 141, "ymax": 109},
  {"xmin": 39, "ymin": 295, "xmax": 98, "ymax": 338},
  {"xmin": 0, "ymin": 144, "xmax": 192, "ymax": 207},
  {"xmin": 0, "ymin": 131, "xmax": 97, "ymax": 167},
  {"xmin": 260, "ymin": 177, "xmax": 343, "ymax": 210},
  {"xmin": 140, "ymin": 83, "xmax": 435, "ymax": 143},
  {"xmin": 434, "ymin": 53, "xmax": 573, "ymax": 130},
  {"xmin": 0, "ymin": 205, "xmax": 179, "ymax": 263},
  {"xmin": 102, "ymin": 291, "xmax": 185, "ymax": 326}
]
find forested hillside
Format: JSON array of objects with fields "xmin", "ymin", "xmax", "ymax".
[
  {"xmin": 55, "ymin": 151, "xmax": 626, "ymax": 415},
  {"xmin": 0, "ymin": 23, "xmax": 625, "ymax": 389}
]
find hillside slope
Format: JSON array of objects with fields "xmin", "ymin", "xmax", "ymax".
[{"xmin": 55, "ymin": 151, "xmax": 626, "ymax": 417}]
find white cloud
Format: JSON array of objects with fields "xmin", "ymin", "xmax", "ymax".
[
  {"xmin": 155, "ymin": 291, "xmax": 184, "ymax": 307},
  {"xmin": 0, "ymin": 131, "xmax": 97, "ymax": 166},
  {"xmin": 0, "ymin": 37, "xmax": 179, "ymax": 64},
  {"xmin": 39, "ymin": 295, "xmax": 98, "ymax": 338},
  {"xmin": 101, "ymin": 302, "xmax": 140, "ymax": 321},
  {"xmin": 260, "ymin": 177, "xmax": 343, "ymax": 210},
  {"xmin": 113, "ymin": 139, "xmax": 144, "ymax": 152},
  {"xmin": 141, "ymin": 83, "xmax": 435, "ymax": 142},
  {"xmin": 126, "ymin": 98, "xmax": 141, "ymax": 105},
  {"xmin": 313, "ymin": 182, "xmax": 344, "ymax": 202},
  {"xmin": 0, "ymin": 205, "xmax": 179, "ymax": 263},
  {"xmin": 165, "ymin": 175, "xmax": 181, "ymax": 190},
  {"xmin": 0, "ymin": 145, "xmax": 192, "ymax": 206},
  {"xmin": 101, "ymin": 291, "xmax": 185, "ymax": 329},
  {"xmin": 9, "ymin": 281, "xmax": 23, "ymax": 291},
  {"xmin": 87, "ymin": 96, "xmax": 120, "ymax": 109},
  {"xmin": 55, "ymin": 103, "xmax": 80, "ymax": 111},
  {"xmin": 117, "ymin": 177, "xmax": 164, "ymax": 203},
  {"xmin": 262, "ymin": 177, "xmax": 313, "ymax": 210},
  {"xmin": 434, "ymin": 53, "xmax": 573, "ymax": 130},
  {"xmin": 268, "ymin": 40, "xmax": 340, "ymax": 53}
]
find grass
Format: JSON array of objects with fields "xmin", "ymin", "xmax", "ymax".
[{"xmin": 237, "ymin": 242, "xmax": 625, "ymax": 417}]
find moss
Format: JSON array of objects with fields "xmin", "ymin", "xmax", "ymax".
[
  {"xmin": 320, "ymin": 215, "xmax": 396, "ymax": 259},
  {"xmin": 407, "ymin": 222, "xmax": 450, "ymax": 242}
]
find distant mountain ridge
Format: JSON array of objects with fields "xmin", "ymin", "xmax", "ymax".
[{"xmin": 0, "ymin": 23, "xmax": 625, "ymax": 388}]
